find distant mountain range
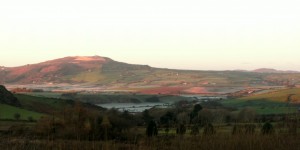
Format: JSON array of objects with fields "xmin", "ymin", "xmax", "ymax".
[
  {"xmin": 252, "ymin": 68, "xmax": 299, "ymax": 73},
  {"xmin": 0, "ymin": 56, "xmax": 299, "ymax": 90},
  {"xmin": 233, "ymin": 68, "xmax": 299, "ymax": 73}
]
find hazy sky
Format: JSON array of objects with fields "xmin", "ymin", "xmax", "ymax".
[{"xmin": 1, "ymin": 0, "xmax": 299, "ymax": 70}]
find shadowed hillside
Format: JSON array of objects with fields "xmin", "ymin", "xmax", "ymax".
[
  {"xmin": 0, "ymin": 84, "xmax": 106, "ymax": 120},
  {"xmin": 0, "ymin": 85, "xmax": 20, "ymax": 107}
]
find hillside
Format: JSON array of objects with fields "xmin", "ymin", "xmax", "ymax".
[
  {"xmin": 1, "ymin": 56, "xmax": 300, "ymax": 94},
  {"xmin": 222, "ymin": 88, "xmax": 300, "ymax": 115},
  {"xmin": 0, "ymin": 93, "xmax": 106, "ymax": 120},
  {"xmin": 239, "ymin": 88, "xmax": 300, "ymax": 103},
  {"xmin": 253, "ymin": 68, "xmax": 299, "ymax": 73},
  {"xmin": 0, "ymin": 85, "xmax": 20, "ymax": 107},
  {"xmin": 0, "ymin": 56, "xmax": 150, "ymax": 84},
  {"xmin": 0, "ymin": 103, "xmax": 44, "ymax": 120}
]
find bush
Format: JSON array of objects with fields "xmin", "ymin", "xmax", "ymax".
[
  {"xmin": 261, "ymin": 122, "xmax": 274, "ymax": 135},
  {"xmin": 14, "ymin": 113, "xmax": 21, "ymax": 120},
  {"xmin": 28, "ymin": 116, "xmax": 35, "ymax": 122}
]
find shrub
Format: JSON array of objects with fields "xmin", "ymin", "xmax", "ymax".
[
  {"xmin": 28, "ymin": 116, "xmax": 34, "ymax": 122},
  {"xmin": 14, "ymin": 113, "xmax": 21, "ymax": 120},
  {"xmin": 261, "ymin": 122, "xmax": 274, "ymax": 135}
]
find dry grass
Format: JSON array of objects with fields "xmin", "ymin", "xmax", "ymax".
[{"xmin": 1, "ymin": 133, "xmax": 299, "ymax": 150}]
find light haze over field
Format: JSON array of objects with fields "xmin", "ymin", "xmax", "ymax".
[{"xmin": 0, "ymin": 0, "xmax": 299, "ymax": 71}]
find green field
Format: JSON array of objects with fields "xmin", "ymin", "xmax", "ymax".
[
  {"xmin": 0, "ymin": 103, "xmax": 44, "ymax": 120},
  {"xmin": 222, "ymin": 88, "xmax": 300, "ymax": 115},
  {"xmin": 2, "ymin": 88, "xmax": 299, "ymax": 122},
  {"xmin": 25, "ymin": 92, "xmax": 63, "ymax": 99},
  {"xmin": 222, "ymin": 99, "xmax": 297, "ymax": 115},
  {"xmin": 19, "ymin": 88, "xmax": 300, "ymax": 115},
  {"xmin": 15, "ymin": 94, "xmax": 68, "ymax": 109},
  {"xmin": 0, "ymin": 94, "xmax": 73, "ymax": 121},
  {"xmin": 240, "ymin": 88, "xmax": 300, "ymax": 102},
  {"xmin": 1, "ymin": 86, "xmax": 300, "ymax": 150}
]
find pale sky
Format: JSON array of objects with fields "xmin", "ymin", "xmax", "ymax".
[{"xmin": 0, "ymin": 0, "xmax": 300, "ymax": 71}]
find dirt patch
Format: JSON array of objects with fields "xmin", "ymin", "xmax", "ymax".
[
  {"xmin": 183, "ymin": 87, "xmax": 208, "ymax": 94},
  {"xmin": 74, "ymin": 56, "xmax": 106, "ymax": 62},
  {"xmin": 139, "ymin": 86, "xmax": 186, "ymax": 95}
]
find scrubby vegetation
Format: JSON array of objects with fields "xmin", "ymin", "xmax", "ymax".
[
  {"xmin": 1, "ymin": 98, "xmax": 300, "ymax": 150},
  {"xmin": 1, "ymin": 85, "xmax": 300, "ymax": 150}
]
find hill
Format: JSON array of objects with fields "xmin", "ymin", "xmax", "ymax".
[
  {"xmin": 0, "ymin": 84, "xmax": 105, "ymax": 120},
  {"xmin": 0, "ymin": 56, "xmax": 150, "ymax": 84},
  {"xmin": 1, "ymin": 56, "xmax": 300, "ymax": 94},
  {"xmin": 252, "ymin": 68, "xmax": 299, "ymax": 73},
  {"xmin": 0, "ymin": 93, "xmax": 106, "ymax": 120}
]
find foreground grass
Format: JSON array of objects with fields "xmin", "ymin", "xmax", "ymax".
[{"xmin": 0, "ymin": 134, "xmax": 299, "ymax": 150}]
